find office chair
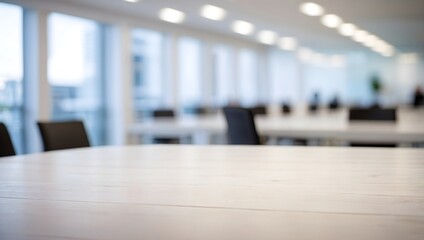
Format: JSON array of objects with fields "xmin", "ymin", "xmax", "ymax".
[
  {"xmin": 37, "ymin": 120, "xmax": 90, "ymax": 151},
  {"xmin": 0, "ymin": 122, "xmax": 16, "ymax": 157},
  {"xmin": 348, "ymin": 108, "xmax": 397, "ymax": 122},
  {"xmin": 348, "ymin": 108, "xmax": 397, "ymax": 147},
  {"xmin": 308, "ymin": 104, "xmax": 318, "ymax": 113},
  {"xmin": 152, "ymin": 109, "xmax": 175, "ymax": 118},
  {"xmin": 328, "ymin": 100, "xmax": 340, "ymax": 111},
  {"xmin": 281, "ymin": 104, "xmax": 292, "ymax": 114},
  {"xmin": 249, "ymin": 105, "xmax": 267, "ymax": 116},
  {"xmin": 152, "ymin": 109, "xmax": 179, "ymax": 144},
  {"xmin": 223, "ymin": 107, "xmax": 260, "ymax": 145}
]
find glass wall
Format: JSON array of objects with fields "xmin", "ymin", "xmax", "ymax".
[
  {"xmin": 48, "ymin": 13, "xmax": 105, "ymax": 145},
  {"xmin": 212, "ymin": 45, "xmax": 235, "ymax": 107},
  {"xmin": 132, "ymin": 28, "xmax": 166, "ymax": 119},
  {"xmin": 0, "ymin": 3, "xmax": 24, "ymax": 153},
  {"xmin": 303, "ymin": 61, "xmax": 347, "ymax": 105},
  {"xmin": 178, "ymin": 37, "xmax": 203, "ymax": 110},
  {"xmin": 269, "ymin": 51, "xmax": 300, "ymax": 104},
  {"xmin": 238, "ymin": 49, "xmax": 259, "ymax": 106}
]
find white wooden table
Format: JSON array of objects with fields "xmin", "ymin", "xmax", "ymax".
[
  {"xmin": 128, "ymin": 108, "xmax": 424, "ymax": 145},
  {"xmin": 1, "ymin": 145, "xmax": 424, "ymax": 240}
]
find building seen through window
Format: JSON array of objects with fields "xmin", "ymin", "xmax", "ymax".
[
  {"xmin": 48, "ymin": 13, "xmax": 105, "ymax": 145},
  {"xmin": 0, "ymin": 3, "xmax": 24, "ymax": 153},
  {"xmin": 132, "ymin": 29, "xmax": 166, "ymax": 119}
]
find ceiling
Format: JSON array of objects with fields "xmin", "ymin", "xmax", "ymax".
[{"xmin": 55, "ymin": 0, "xmax": 424, "ymax": 53}]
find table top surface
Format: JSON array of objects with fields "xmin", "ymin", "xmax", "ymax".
[
  {"xmin": 1, "ymin": 145, "xmax": 424, "ymax": 240},
  {"xmin": 128, "ymin": 108, "xmax": 424, "ymax": 142}
]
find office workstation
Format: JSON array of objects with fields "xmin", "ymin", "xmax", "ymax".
[
  {"xmin": 128, "ymin": 107, "xmax": 424, "ymax": 145},
  {"xmin": 1, "ymin": 0, "xmax": 424, "ymax": 239}
]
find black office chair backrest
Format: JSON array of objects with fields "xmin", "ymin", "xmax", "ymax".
[
  {"xmin": 281, "ymin": 104, "xmax": 292, "ymax": 114},
  {"xmin": 348, "ymin": 108, "xmax": 397, "ymax": 122},
  {"xmin": 0, "ymin": 123, "xmax": 16, "ymax": 157},
  {"xmin": 37, "ymin": 120, "xmax": 90, "ymax": 151},
  {"xmin": 153, "ymin": 109, "xmax": 175, "ymax": 118},
  {"xmin": 249, "ymin": 105, "xmax": 267, "ymax": 116},
  {"xmin": 328, "ymin": 100, "xmax": 340, "ymax": 111},
  {"xmin": 308, "ymin": 104, "xmax": 318, "ymax": 113},
  {"xmin": 223, "ymin": 107, "xmax": 260, "ymax": 145}
]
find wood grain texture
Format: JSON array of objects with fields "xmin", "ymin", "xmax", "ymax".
[{"xmin": 1, "ymin": 145, "xmax": 424, "ymax": 240}]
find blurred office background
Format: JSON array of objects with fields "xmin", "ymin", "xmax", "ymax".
[{"xmin": 0, "ymin": 0, "xmax": 423, "ymax": 153}]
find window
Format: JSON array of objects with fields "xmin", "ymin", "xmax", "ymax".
[
  {"xmin": 178, "ymin": 37, "xmax": 203, "ymax": 109},
  {"xmin": 212, "ymin": 45, "xmax": 235, "ymax": 107},
  {"xmin": 0, "ymin": 3, "xmax": 24, "ymax": 153},
  {"xmin": 238, "ymin": 49, "xmax": 259, "ymax": 106},
  {"xmin": 132, "ymin": 29, "xmax": 166, "ymax": 118},
  {"xmin": 269, "ymin": 51, "xmax": 300, "ymax": 104},
  {"xmin": 48, "ymin": 13, "xmax": 105, "ymax": 145},
  {"xmin": 303, "ymin": 63, "xmax": 347, "ymax": 105}
]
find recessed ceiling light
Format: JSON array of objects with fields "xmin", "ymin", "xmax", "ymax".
[
  {"xmin": 321, "ymin": 14, "xmax": 342, "ymax": 28},
  {"xmin": 278, "ymin": 37, "xmax": 298, "ymax": 51},
  {"xmin": 352, "ymin": 30, "xmax": 368, "ymax": 42},
  {"xmin": 382, "ymin": 51, "xmax": 394, "ymax": 57},
  {"xmin": 372, "ymin": 45, "xmax": 384, "ymax": 53},
  {"xmin": 375, "ymin": 43, "xmax": 394, "ymax": 57},
  {"xmin": 364, "ymin": 35, "xmax": 378, "ymax": 47},
  {"xmin": 232, "ymin": 20, "xmax": 254, "ymax": 35},
  {"xmin": 124, "ymin": 0, "xmax": 139, "ymax": 3},
  {"xmin": 200, "ymin": 5, "xmax": 226, "ymax": 21},
  {"xmin": 257, "ymin": 30, "xmax": 278, "ymax": 45},
  {"xmin": 382, "ymin": 45, "xmax": 395, "ymax": 57},
  {"xmin": 300, "ymin": 2, "xmax": 324, "ymax": 16},
  {"xmin": 338, "ymin": 23, "xmax": 357, "ymax": 36},
  {"xmin": 371, "ymin": 39, "xmax": 388, "ymax": 53},
  {"xmin": 159, "ymin": 8, "xmax": 185, "ymax": 24}
]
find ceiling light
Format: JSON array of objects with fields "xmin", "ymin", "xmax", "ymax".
[
  {"xmin": 159, "ymin": 8, "xmax": 185, "ymax": 24},
  {"xmin": 278, "ymin": 37, "xmax": 298, "ymax": 51},
  {"xmin": 372, "ymin": 39, "xmax": 388, "ymax": 53},
  {"xmin": 257, "ymin": 30, "xmax": 278, "ymax": 45},
  {"xmin": 300, "ymin": 2, "xmax": 324, "ymax": 16},
  {"xmin": 200, "ymin": 5, "xmax": 226, "ymax": 21},
  {"xmin": 364, "ymin": 35, "xmax": 378, "ymax": 47},
  {"xmin": 352, "ymin": 30, "xmax": 368, "ymax": 42},
  {"xmin": 124, "ymin": 0, "xmax": 139, "ymax": 3},
  {"xmin": 382, "ymin": 45, "xmax": 395, "ymax": 57},
  {"xmin": 376, "ymin": 44, "xmax": 394, "ymax": 57},
  {"xmin": 232, "ymin": 20, "xmax": 254, "ymax": 35},
  {"xmin": 338, "ymin": 23, "xmax": 357, "ymax": 36},
  {"xmin": 382, "ymin": 52, "xmax": 394, "ymax": 57},
  {"xmin": 321, "ymin": 14, "xmax": 342, "ymax": 28}
]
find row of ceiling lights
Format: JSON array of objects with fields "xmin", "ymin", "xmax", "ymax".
[
  {"xmin": 300, "ymin": 2, "xmax": 395, "ymax": 57},
  {"xmin": 159, "ymin": 5, "xmax": 299, "ymax": 51},
  {"xmin": 125, "ymin": 1, "xmax": 299, "ymax": 51},
  {"xmin": 124, "ymin": 1, "xmax": 394, "ymax": 59}
]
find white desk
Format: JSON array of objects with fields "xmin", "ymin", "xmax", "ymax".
[
  {"xmin": 128, "ymin": 108, "xmax": 424, "ymax": 145},
  {"xmin": 1, "ymin": 145, "xmax": 424, "ymax": 240}
]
